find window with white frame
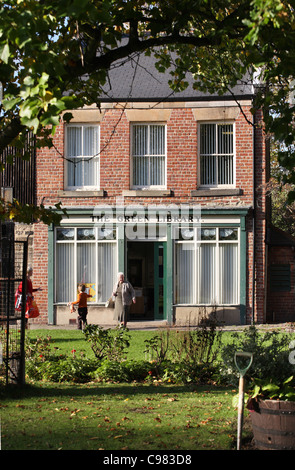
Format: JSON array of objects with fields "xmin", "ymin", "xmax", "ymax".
[
  {"xmin": 132, "ymin": 124, "xmax": 166, "ymax": 188},
  {"xmin": 66, "ymin": 124, "xmax": 100, "ymax": 189},
  {"xmin": 175, "ymin": 227, "xmax": 239, "ymax": 305},
  {"xmin": 199, "ymin": 123, "xmax": 235, "ymax": 187},
  {"xmin": 55, "ymin": 227, "xmax": 117, "ymax": 303}
]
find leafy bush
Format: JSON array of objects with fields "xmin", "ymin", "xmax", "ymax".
[
  {"xmin": 25, "ymin": 334, "xmax": 99, "ymax": 383},
  {"xmin": 249, "ymin": 376, "xmax": 295, "ymax": 402},
  {"xmin": 83, "ymin": 325, "xmax": 130, "ymax": 361},
  {"xmin": 161, "ymin": 362, "xmax": 218, "ymax": 384},
  {"xmin": 220, "ymin": 326, "xmax": 295, "ymax": 386},
  {"xmin": 26, "ymin": 353, "xmax": 99, "ymax": 383},
  {"xmin": 93, "ymin": 359, "xmax": 155, "ymax": 382},
  {"xmin": 24, "ymin": 322, "xmax": 221, "ymax": 384},
  {"xmin": 144, "ymin": 315, "xmax": 222, "ymax": 380}
]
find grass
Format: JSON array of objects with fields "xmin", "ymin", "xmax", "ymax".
[
  {"xmin": 0, "ymin": 382, "xmax": 244, "ymax": 450},
  {"xmin": 25, "ymin": 328, "xmax": 158, "ymax": 360},
  {"xmin": 0, "ymin": 328, "xmax": 253, "ymax": 451},
  {"xmin": 24, "ymin": 327, "xmax": 234, "ymax": 361}
]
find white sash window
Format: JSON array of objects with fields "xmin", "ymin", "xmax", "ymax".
[
  {"xmin": 175, "ymin": 227, "xmax": 239, "ymax": 306},
  {"xmin": 66, "ymin": 124, "xmax": 99, "ymax": 189},
  {"xmin": 199, "ymin": 123, "xmax": 235, "ymax": 187},
  {"xmin": 132, "ymin": 124, "xmax": 166, "ymax": 188},
  {"xmin": 55, "ymin": 227, "xmax": 117, "ymax": 303}
]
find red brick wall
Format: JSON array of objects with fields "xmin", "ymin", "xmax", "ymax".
[
  {"xmin": 31, "ymin": 222, "xmax": 49, "ymax": 324},
  {"xmin": 32, "ymin": 104, "xmax": 267, "ymax": 324},
  {"xmin": 35, "ymin": 106, "xmax": 257, "ymax": 206}
]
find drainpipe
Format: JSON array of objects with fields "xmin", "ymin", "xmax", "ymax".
[{"xmin": 252, "ymin": 113, "xmax": 256, "ymax": 325}]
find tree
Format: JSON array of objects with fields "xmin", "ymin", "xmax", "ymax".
[
  {"xmin": 1, "ymin": 0, "xmax": 295, "ymax": 222},
  {"xmin": 266, "ymin": 139, "xmax": 295, "ymax": 238}
]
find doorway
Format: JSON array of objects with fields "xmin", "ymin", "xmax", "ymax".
[{"xmin": 127, "ymin": 241, "xmax": 166, "ymax": 320}]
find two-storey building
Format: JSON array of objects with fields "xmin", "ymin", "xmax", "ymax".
[{"xmin": 32, "ymin": 52, "xmax": 268, "ymax": 326}]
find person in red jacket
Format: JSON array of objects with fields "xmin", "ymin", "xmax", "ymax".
[
  {"xmin": 15, "ymin": 267, "xmax": 41, "ymax": 327},
  {"xmin": 69, "ymin": 283, "xmax": 92, "ymax": 330}
]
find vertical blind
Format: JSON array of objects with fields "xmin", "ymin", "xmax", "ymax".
[
  {"xmin": 55, "ymin": 228, "xmax": 117, "ymax": 303},
  {"xmin": 175, "ymin": 228, "xmax": 239, "ymax": 305},
  {"xmin": 132, "ymin": 124, "xmax": 166, "ymax": 187},
  {"xmin": 200, "ymin": 123, "xmax": 234, "ymax": 186},
  {"xmin": 66, "ymin": 125, "xmax": 99, "ymax": 188},
  {"xmin": 56, "ymin": 243, "xmax": 74, "ymax": 303}
]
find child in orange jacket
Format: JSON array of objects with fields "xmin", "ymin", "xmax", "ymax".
[{"xmin": 68, "ymin": 284, "xmax": 92, "ymax": 330}]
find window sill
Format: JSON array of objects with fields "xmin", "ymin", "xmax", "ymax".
[
  {"xmin": 191, "ymin": 188, "xmax": 243, "ymax": 197},
  {"xmin": 123, "ymin": 189, "xmax": 172, "ymax": 197},
  {"xmin": 57, "ymin": 190, "xmax": 105, "ymax": 197}
]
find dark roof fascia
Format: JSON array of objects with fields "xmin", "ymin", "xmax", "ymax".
[{"xmin": 99, "ymin": 94, "xmax": 254, "ymax": 104}]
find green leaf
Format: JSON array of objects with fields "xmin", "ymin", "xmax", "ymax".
[
  {"xmin": 283, "ymin": 376, "xmax": 294, "ymax": 385},
  {"xmin": 262, "ymin": 383, "xmax": 280, "ymax": 394},
  {"xmin": 251, "ymin": 384, "xmax": 261, "ymax": 399},
  {"xmin": 2, "ymin": 96, "xmax": 21, "ymax": 110},
  {"xmin": 0, "ymin": 42, "xmax": 10, "ymax": 63},
  {"xmin": 40, "ymin": 113, "xmax": 60, "ymax": 127},
  {"xmin": 23, "ymin": 75, "xmax": 35, "ymax": 87},
  {"xmin": 20, "ymin": 116, "xmax": 39, "ymax": 133}
]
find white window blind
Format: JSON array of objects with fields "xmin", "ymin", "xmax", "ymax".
[
  {"xmin": 175, "ymin": 227, "xmax": 239, "ymax": 306},
  {"xmin": 200, "ymin": 123, "xmax": 234, "ymax": 187},
  {"xmin": 132, "ymin": 124, "xmax": 166, "ymax": 188},
  {"xmin": 66, "ymin": 125, "xmax": 99, "ymax": 189},
  {"xmin": 55, "ymin": 227, "xmax": 117, "ymax": 303}
]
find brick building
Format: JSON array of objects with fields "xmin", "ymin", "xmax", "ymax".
[
  {"xmin": 31, "ymin": 52, "xmax": 269, "ymax": 326},
  {"xmin": 266, "ymin": 226, "xmax": 295, "ymax": 323}
]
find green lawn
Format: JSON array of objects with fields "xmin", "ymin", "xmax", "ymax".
[
  {"xmin": 0, "ymin": 382, "xmax": 247, "ymax": 450},
  {"xmin": 0, "ymin": 328, "xmax": 253, "ymax": 451},
  {"xmin": 25, "ymin": 327, "xmax": 158, "ymax": 361},
  {"xmin": 24, "ymin": 327, "xmax": 234, "ymax": 361}
]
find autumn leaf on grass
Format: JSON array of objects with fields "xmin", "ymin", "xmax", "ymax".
[{"xmin": 200, "ymin": 417, "xmax": 213, "ymax": 425}]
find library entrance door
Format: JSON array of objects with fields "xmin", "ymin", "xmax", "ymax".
[{"xmin": 127, "ymin": 241, "xmax": 166, "ymax": 320}]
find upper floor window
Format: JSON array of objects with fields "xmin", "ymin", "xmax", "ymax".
[
  {"xmin": 199, "ymin": 123, "xmax": 235, "ymax": 187},
  {"xmin": 66, "ymin": 124, "xmax": 99, "ymax": 189},
  {"xmin": 132, "ymin": 124, "xmax": 166, "ymax": 188}
]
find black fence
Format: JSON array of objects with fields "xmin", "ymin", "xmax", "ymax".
[
  {"xmin": 0, "ymin": 132, "xmax": 36, "ymax": 206},
  {"xmin": 0, "ymin": 222, "xmax": 28, "ymax": 385}
]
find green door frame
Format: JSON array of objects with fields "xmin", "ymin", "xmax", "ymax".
[{"xmin": 154, "ymin": 242, "xmax": 167, "ymax": 320}]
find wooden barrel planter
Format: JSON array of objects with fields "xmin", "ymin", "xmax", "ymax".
[{"xmin": 249, "ymin": 399, "xmax": 295, "ymax": 450}]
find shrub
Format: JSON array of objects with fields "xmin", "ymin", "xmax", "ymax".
[
  {"xmin": 24, "ymin": 322, "xmax": 222, "ymax": 385},
  {"xmin": 161, "ymin": 362, "xmax": 218, "ymax": 384},
  {"xmin": 219, "ymin": 326, "xmax": 295, "ymax": 386},
  {"xmin": 25, "ymin": 334, "xmax": 99, "ymax": 383},
  {"xmin": 83, "ymin": 325, "xmax": 130, "ymax": 361},
  {"xmin": 94, "ymin": 359, "xmax": 155, "ymax": 382},
  {"xmin": 26, "ymin": 353, "xmax": 99, "ymax": 383},
  {"xmin": 144, "ymin": 313, "xmax": 222, "ymax": 375}
]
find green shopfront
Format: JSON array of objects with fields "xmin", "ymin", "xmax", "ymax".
[{"xmin": 48, "ymin": 206, "xmax": 250, "ymax": 326}]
